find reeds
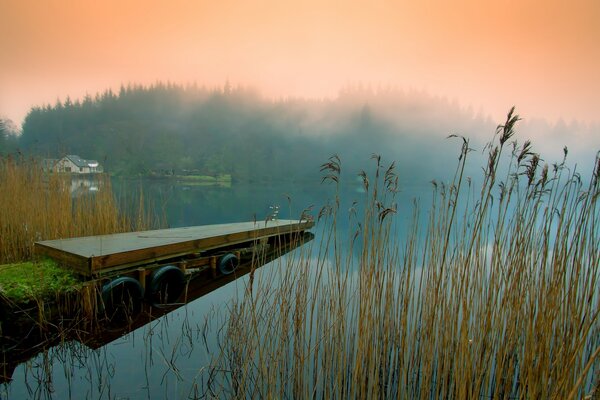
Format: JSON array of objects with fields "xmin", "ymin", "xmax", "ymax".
[
  {"xmin": 0, "ymin": 155, "xmax": 159, "ymax": 264},
  {"xmin": 207, "ymin": 109, "xmax": 600, "ymax": 399}
]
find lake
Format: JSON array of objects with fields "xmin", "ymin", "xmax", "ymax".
[
  {"xmin": 2, "ymin": 169, "xmax": 598, "ymax": 399},
  {"xmin": 0, "ymin": 178, "xmax": 369, "ymax": 398}
]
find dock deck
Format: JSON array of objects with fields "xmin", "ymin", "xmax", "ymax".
[{"xmin": 35, "ymin": 219, "xmax": 313, "ymax": 276}]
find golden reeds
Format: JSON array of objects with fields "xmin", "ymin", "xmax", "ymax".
[
  {"xmin": 208, "ymin": 110, "xmax": 600, "ymax": 399},
  {"xmin": 0, "ymin": 155, "xmax": 159, "ymax": 264}
]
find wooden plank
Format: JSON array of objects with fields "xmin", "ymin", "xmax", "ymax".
[
  {"xmin": 81, "ymin": 231, "xmax": 314, "ymax": 350},
  {"xmin": 34, "ymin": 243, "xmax": 90, "ymax": 275},
  {"xmin": 34, "ymin": 219, "xmax": 313, "ymax": 276}
]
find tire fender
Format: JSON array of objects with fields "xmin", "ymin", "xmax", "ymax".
[
  {"xmin": 147, "ymin": 265, "xmax": 185, "ymax": 305},
  {"xmin": 101, "ymin": 276, "xmax": 144, "ymax": 321},
  {"xmin": 218, "ymin": 253, "xmax": 239, "ymax": 275}
]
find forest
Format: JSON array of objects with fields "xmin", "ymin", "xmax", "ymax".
[{"xmin": 2, "ymin": 83, "xmax": 597, "ymax": 184}]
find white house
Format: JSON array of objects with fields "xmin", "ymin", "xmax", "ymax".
[{"xmin": 48, "ymin": 155, "xmax": 103, "ymax": 174}]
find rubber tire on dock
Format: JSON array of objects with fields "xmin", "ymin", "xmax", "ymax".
[
  {"xmin": 101, "ymin": 277, "xmax": 144, "ymax": 323},
  {"xmin": 218, "ymin": 253, "xmax": 239, "ymax": 275},
  {"xmin": 147, "ymin": 265, "xmax": 185, "ymax": 306}
]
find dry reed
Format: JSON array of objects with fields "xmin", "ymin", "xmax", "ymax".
[
  {"xmin": 0, "ymin": 155, "xmax": 159, "ymax": 264},
  {"xmin": 207, "ymin": 109, "xmax": 600, "ymax": 399}
]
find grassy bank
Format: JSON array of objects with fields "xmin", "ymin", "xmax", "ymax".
[
  {"xmin": 208, "ymin": 109, "xmax": 600, "ymax": 398},
  {"xmin": 175, "ymin": 173, "xmax": 232, "ymax": 182},
  {"xmin": 147, "ymin": 172, "xmax": 232, "ymax": 181},
  {"xmin": 0, "ymin": 259, "xmax": 81, "ymax": 304}
]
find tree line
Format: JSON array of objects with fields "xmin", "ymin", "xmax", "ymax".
[
  {"xmin": 0, "ymin": 119, "xmax": 19, "ymax": 155},
  {"xmin": 6, "ymin": 83, "xmax": 595, "ymax": 184}
]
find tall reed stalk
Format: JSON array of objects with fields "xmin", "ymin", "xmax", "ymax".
[
  {"xmin": 207, "ymin": 110, "xmax": 600, "ymax": 399},
  {"xmin": 0, "ymin": 156, "xmax": 159, "ymax": 264}
]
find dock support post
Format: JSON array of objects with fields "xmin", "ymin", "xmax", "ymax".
[
  {"xmin": 137, "ymin": 268, "xmax": 146, "ymax": 291},
  {"xmin": 210, "ymin": 256, "xmax": 217, "ymax": 278}
]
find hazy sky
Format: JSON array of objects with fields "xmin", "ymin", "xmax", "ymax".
[{"xmin": 1, "ymin": 0, "xmax": 599, "ymax": 126}]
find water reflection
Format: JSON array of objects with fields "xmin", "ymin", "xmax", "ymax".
[
  {"xmin": 0, "ymin": 231, "xmax": 313, "ymax": 398},
  {"xmin": 69, "ymin": 176, "xmax": 101, "ymax": 197}
]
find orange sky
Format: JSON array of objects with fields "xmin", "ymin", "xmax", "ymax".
[{"xmin": 1, "ymin": 0, "xmax": 599, "ymax": 126}]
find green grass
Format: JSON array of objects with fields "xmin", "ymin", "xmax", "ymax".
[
  {"xmin": 0, "ymin": 258, "xmax": 82, "ymax": 304},
  {"xmin": 176, "ymin": 174, "xmax": 232, "ymax": 182}
]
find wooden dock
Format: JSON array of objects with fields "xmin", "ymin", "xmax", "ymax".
[
  {"xmin": 2, "ymin": 230, "xmax": 314, "ymax": 382},
  {"xmin": 35, "ymin": 219, "xmax": 314, "ymax": 276}
]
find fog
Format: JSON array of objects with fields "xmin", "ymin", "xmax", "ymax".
[{"xmin": 5, "ymin": 83, "xmax": 598, "ymax": 187}]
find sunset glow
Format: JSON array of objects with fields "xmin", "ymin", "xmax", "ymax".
[{"xmin": 1, "ymin": 0, "xmax": 599, "ymax": 125}]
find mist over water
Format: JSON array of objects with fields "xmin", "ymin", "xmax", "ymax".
[{"xmin": 5, "ymin": 84, "xmax": 598, "ymax": 187}]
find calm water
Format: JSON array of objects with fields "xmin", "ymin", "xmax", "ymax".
[
  {"xmin": 2, "ymin": 178, "xmax": 400, "ymax": 399},
  {"xmin": 3, "ymin": 176, "xmax": 596, "ymax": 398}
]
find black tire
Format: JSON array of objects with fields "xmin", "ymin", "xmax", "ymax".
[
  {"xmin": 101, "ymin": 277, "xmax": 144, "ymax": 323},
  {"xmin": 147, "ymin": 265, "xmax": 185, "ymax": 306},
  {"xmin": 218, "ymin": 253, "xmax": 239, "ymax": 275}
]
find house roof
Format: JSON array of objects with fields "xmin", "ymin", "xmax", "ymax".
[{"xmin": 65, "ymin": 155, "xmax": 99, "ymax": 168}]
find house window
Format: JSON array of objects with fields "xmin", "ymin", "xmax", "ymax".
[
  {"xmin": 80, "ymin": 167, "xmax": 83, "ymax": 172},
  {"xmin": 65, "ymin": 167, "xmax": 71, "ymax": 172}
]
